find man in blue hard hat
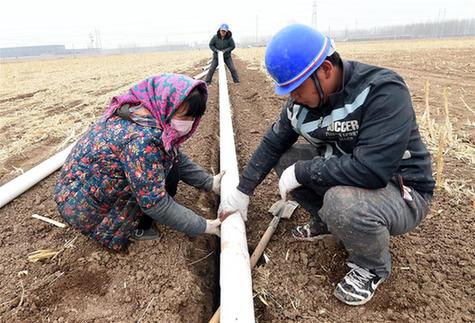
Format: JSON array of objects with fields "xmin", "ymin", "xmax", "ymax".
[
  {"xmin": 205, "ymin": 23, "xmax": 240, "ymax": 85},
  {"xmin": 219, "ymin": 24, "xmax": 434, "ymax": 305}
]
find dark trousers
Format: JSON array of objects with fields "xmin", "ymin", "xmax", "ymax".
[
  {"xmin": 138, "ymin": 163, "xmax": 179, "ymax": 229},
  {"xmin": 274, "ymin": 144, "xmax": 431, "ymax": 277},
  {"xmin": 205, "ymin": 55, "xmax": 240, "ymax": 83}
]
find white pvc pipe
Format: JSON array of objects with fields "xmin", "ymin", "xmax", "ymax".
[
  {"xmin": 218, "ymin": 51, "xmax": 255, "ymax": 322},
  {"xmin": 195, "ymin": 66, "xmax": 218, "ymax": 80},
  {"xmin": 195, "ymin": 69, "xmax": 209, "ymax": 80},
  {"xmin": 0, "ymin": 143, "xmax": 75, "ymax": 208},
  {"xmin": 0, "ymin": 67, "xmax": 212, "ymax": 210}
]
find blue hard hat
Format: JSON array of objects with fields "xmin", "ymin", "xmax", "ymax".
[
  {"xmin": 219, "ymin": 23, "xmax": 229, "ymax": 31},
  {"xmin": 265, "ymin": 24, "xmax": 333, "ymax": 95}
]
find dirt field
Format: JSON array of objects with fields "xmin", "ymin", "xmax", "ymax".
[{"xmin": 1, "ymin": 38, "xmax": 474, "ymax": 322}]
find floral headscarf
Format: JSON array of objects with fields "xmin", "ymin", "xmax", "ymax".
[{"xmin": 104, "ymin": 73, "xmax": 207, "ymax": 151}]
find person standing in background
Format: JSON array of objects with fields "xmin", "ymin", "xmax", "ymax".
[{"xmin": 205, "ymin": 23, "xmax": 240, "ymax": 85}]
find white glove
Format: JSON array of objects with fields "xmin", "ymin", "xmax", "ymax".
[
  {"xmin": 279, "ymin": 164, "xmax": 302, "ymax": 201},
  {"xmin": 205, "ymin": 218, "xmax": 221, "ymax": 237},
  {"xmin": 211, "ymin": 170, "xmax": 226, "ymax": 195},
  {"xmin": 218, "ymin": 188, "xmax": 250, "ymax": 222}
]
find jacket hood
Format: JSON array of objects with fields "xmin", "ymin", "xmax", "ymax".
[{"xmin": 216, "ymin": 29, "xmax": 232, "ymax": 39}]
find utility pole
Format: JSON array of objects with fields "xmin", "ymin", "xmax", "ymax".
[
  {"xmin": 95, "ymin": 29, "xmax": 102, "ymax": 50},
  {"xmin": 312, "ymin": 1, "xmax": 317, "ymax": 29},
  {"xmin": 88, "ymin": 33, "xmax": 95, "ymax": 49},
  {"xmin": 441, "ymin": 8, "xmax": 447, "ymax": 37},
  {"xmin": 255, "ymin": 14, "xmax": 258, "ymax": 44}
]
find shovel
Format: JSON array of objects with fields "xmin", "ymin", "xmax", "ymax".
[
  {"xmin": 209, "ymin": 199, "xmax": 299, "ymax": 323},
  {"xmin": 249, "ymin": 200, "xmax": 299, "ymax": 265}
]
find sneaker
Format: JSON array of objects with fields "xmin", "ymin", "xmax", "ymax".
[
  {"xmin": 130, "ymin": 227, "xmax": 160, "ymax": 241},
  {"xmin": 291, "ymin": 221, "xmax": 331, "ymax": 241},
  {"xmin": 334, "ymin": 262, "xmax": 385, "ymax": 306}
]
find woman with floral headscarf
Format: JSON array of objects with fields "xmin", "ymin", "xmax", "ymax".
[{"xmin": 54, "ymin": 73, "xmax": 222, "ymax": 251}]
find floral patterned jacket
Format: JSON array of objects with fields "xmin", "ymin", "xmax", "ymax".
[{"xmin": 54, "ymin": 74, "xmax": 209, "ymax": 250}]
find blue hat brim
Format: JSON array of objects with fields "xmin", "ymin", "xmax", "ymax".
[{"xmin": 274, "ymin": 65, "xmax": 317, "ymax": 95}]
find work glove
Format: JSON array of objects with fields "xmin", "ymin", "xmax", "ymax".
[
  {"xmin": 279, "ymin": 164, "xmax": 302, "ymax": 201},
  {"xmin": 211, "ymin": 170, "xmax": 226, "ymax": 195},
  {"xmin": 218, "ymin": 188, "xmax": 250, "ymax": 222},
  {"xmin": 204, "ymin": 218, "xmax": 221, "ymax": 237}
]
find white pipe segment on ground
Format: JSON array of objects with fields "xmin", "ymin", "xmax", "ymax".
[
  {"xmin": 217, "ymin": 51, "xmax": 256, "ymax": 322},
  {"xmin": 0, "ymin": 143, "xmax": 76, "ymax": 209},
  {"xmin": 195, "ymin": 66, "xmax": 217, "ymax": 80},
  {"xmin": 195, "ymin": 69, "xmax": 209, "ymax": 80},
  {"xmin": 0, "ymin": 67, "xmax": 212, "ymax": 210}
]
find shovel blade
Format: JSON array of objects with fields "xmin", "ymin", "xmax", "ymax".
[
  {"xmin": 281, "ymin": 200, "xmax": 299, "ymax": 219},
  {"xmin": 268, "ymin": 200, "xmax": 285, "ymax": 216},
  {"xmin": 268, "ymin": 200, "xmax": 299, "ymax": 219}
]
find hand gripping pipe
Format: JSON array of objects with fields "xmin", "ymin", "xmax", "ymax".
[{"xmin": 217, "ymin": 51, "xmax": 255, "ymax": 322}]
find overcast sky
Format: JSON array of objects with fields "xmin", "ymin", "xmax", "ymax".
[{"xmin": 1, "ymin": 0, "xmax": 474, "ymax": 49}]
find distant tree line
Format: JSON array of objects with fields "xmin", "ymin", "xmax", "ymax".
[
  {"xmin": 2, "ymin": 19, "xmax": 474, "ymax": 59},
  {"xmin": 332, "ymin": 19, "xmax": 475, "ymax": 41}
]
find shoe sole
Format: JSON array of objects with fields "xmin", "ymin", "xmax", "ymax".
[
  {"xmin": 130, "ymin": 233, "xmax": 160, "ymax": 241},
  {"xmin": 333, "ymin": 285, "xmax": 374, "ymax": 306},
  {"xmin": 130, "ymin": 236, "xmax": 160, "ymax": 241},
  {"xmin": 291, "ymin": 233, "xmax": 332, "ymax": 242}
]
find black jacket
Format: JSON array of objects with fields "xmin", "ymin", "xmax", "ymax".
[
  {"xmin": 238, "ymin": 60, "xmax": 435, "ymax": 195},
  {"xmin": 209, "ymin": 30, "xmax": 235, "ymax": 59}
]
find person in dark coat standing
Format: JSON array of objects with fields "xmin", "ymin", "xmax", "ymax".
[{"xmin": 205, "ymin": 23, "xmax": 240, "ymax": 84}]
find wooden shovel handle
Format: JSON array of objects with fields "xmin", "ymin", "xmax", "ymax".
[
  {"xmin": 249, "ymin": 216, "xmax": 280, "ymax": 268},
  {"xmin": 209, "ymin": 216, "xmax": 281, "ymax": 323}
]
